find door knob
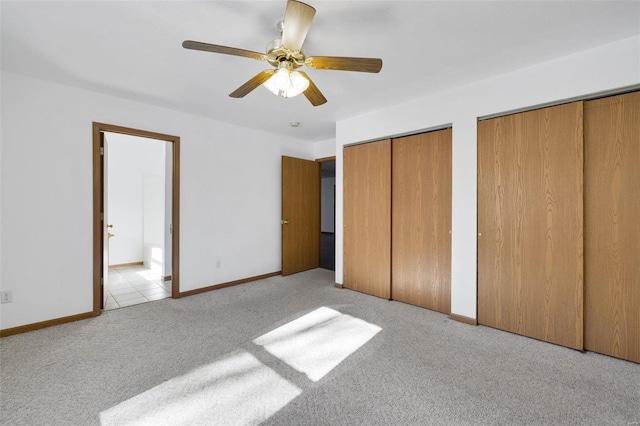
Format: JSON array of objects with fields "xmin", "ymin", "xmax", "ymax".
[{"xmin": 282, "ymin": 220, "xmax": 289, "ymax": 224}]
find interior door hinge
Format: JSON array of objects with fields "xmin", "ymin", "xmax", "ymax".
[
  {"xmin": 101, "ymin": 212, "xmax": 104, "ymax": 221},
  {"xmin": 100, "ymin": 147, "xmax": 104, "ymax": 156},
  {"xmin": 101, "ymin": 278, "xmax": 104, "ymax": 286}
]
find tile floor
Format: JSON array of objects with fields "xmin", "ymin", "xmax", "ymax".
[{"xmin": 104, "ymin": 265, "xmax": 171, "ymax": 311}]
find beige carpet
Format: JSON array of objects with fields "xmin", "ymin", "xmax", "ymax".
[{"xmin": 1, "ymin": 268, "xmax": 639, "ymax": 425}]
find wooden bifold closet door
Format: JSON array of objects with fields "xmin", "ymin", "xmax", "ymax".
[
  {"xmin": 477, "ymin": 101, "xmax": 584, "ymax": 350},
  {"xmin": 584, "ymin": 92, "xmax": 640, "ymax": 363},
  {"xmin": 343, "ymin": 140, "xmax": 391, "ymax": 299},
  {"xmin": 392, "ymin": 129, "xmax": 452, "ymax": 313}
]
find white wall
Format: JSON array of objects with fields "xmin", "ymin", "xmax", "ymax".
[
  {"xmin": 314, "ymin": 138, "xmax": 336, "ymax": 159},
  {"xmin": 143, "ymin": 175, "xmax": 164, "ymax": 248},
  {"xmin": 0, "ymin": 70, "xmax": 314, "ymax": 330},
  {"xmin": 335, "ymin": 35, "xmax": 640, "ymax": 320},
  {"xmin": 143, "ymin": 174, "xmax": 164, "ymax": 273},
  {"xmin": 106, "ymin": 133, "xmax": 166, "ymax": 265},
  {"xmin": 321, "ymin": 178, "xmax": 335, "ymax": 233}
]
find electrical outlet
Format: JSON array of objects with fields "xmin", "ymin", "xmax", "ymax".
[
  {"xmin": 215, "ymin": 260, "xmax": 221, "ymax": 269},
  {"xmin": 1, "ymin": 290, "xmax": 13, "ymax": 304}
]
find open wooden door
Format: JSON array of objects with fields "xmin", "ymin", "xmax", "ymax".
[
  {"xmin": 282, "ymin": 156, "xmax": 320, "ymax": 276},
  {"xmin": 101, "ymin": 134, "xmax": 109, "ymax": 308}
]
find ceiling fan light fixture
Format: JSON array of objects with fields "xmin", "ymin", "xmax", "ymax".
[
  {"xmin": 290, "ymin": 70, "xmax": 309, "ymax": 94},
  {"xmin": 263, "ymin": 65, "xmax": 309, "ymax": 99},
  {"xmin": 183, "ymin": 0, "xmax": 382, "ymax": 106}
]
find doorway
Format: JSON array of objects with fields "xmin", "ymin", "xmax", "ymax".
[
  {"xmin": 320, "ymin": 160, "xmax": 336, "ymax": 270},
  {"xmin": 280, "ymin": 156, "xmax": 335, "ymax": 275},
  {"xmin": 93, "ymin": 123, "xmax": 180, "ymax": 314},
  {"xmin": 103, "ymin": 132, "xmax": 170, "ymax": 309}
]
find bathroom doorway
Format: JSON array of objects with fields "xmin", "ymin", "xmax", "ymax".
[
  {"xmin": 103, "ymin": 132, "xmax": 171, "ymax": 309},
  {"xmin": 93, "ymin": 123, "xmax": 180, "ymax": 313}
]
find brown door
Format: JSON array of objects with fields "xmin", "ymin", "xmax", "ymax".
[
  {"xmin": 392, "ymin": 129, "xmax": 452, "ymax": 313},
  {"xmin": 477, "ymin": 102, "xmax": 584, "ymax": 350},
  {"xmin": 343, "ymin": 140, "xmax": 391, "ymax": 299},
  {"xmin": 281, "ymin": 156, "xmax": 320, "ymax": 276},
  {"xmin": 584, "ymin": 91, "xmax": 640, "ymax": 363}
]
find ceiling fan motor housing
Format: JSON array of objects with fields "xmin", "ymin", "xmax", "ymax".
[{"xmin": 266, "ymin": 38, "xmax": 305, "ymax": 68}]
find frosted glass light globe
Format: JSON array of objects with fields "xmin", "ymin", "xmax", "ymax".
[{"xmin": 263, "ymin": 68, "xmax": 309, "ymax": 98}]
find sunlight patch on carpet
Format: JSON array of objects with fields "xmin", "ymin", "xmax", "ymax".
[
  {"xmin": 253, "ymin": 307, "xmax": 382, "ymax": 382},
  {"xmin": 99, "ymin": 350, "xmax": 301, "ymax": 426}
]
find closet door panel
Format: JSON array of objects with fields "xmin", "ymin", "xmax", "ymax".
[
  {"xmin": 585, "ymin": 92, "xmax": 640, "ymax": 363},
  {"xmin": 343, "ymin": 140, "xmax": 391, "ymax": 299},
  {"xmin": 478, "ymin": 115, "xmax": 519, "ymax": 331},
  {"xmin": 392, "ymin": 129, "xmax": 452, "ymax": 313},
  {"xmin": 478, "ymin": 102, "xmax": 584, "ymax": 350}
]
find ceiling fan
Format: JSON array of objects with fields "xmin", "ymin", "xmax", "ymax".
[{"xmin": 182, "ymin": 0, "xmax": 383, "ymax": 107}]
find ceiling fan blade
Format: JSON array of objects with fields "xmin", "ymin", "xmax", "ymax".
[
  {"xmin": 298, "ymin": 71, "xmax": 327, "ymax": 106},
  {"xmin": 305, "ymin": 56, "xmax": 383, "ymax": 73},
  {"xmin": 182, "ymin": 40, "xmax": 266, "ymax": 61},
  {"xmin": 229, "ymin": 70, "xmax": 275, "ymax": 98},
  {"xmin": 281, "ymin": 0, "xmax": 316, "ymax": 52}
]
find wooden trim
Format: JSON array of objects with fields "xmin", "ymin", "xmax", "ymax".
[
  {"xmin": 315, "ymin": 156, "xmax": 336, "ymax": 162},
  {"xmin": 172, "ymin": 139, "xmax": 181, "ymax": 298},
  {"xmin": 109, "ymin": 261, "xmax": 143, "ymax": 269},
  {"xmin": 177, "ymin": 272, "xmax": 281, "ymax": 298},
  {"xmin": 0, "ymin": 311, "xmax": 98, "ymax": 337},
  {"xmin": 163, "ymin": 275, "xmax": 172, "ymax": 282},
  {"xmin": 449, "ymin": 313, "xmax": 478, "ymax": 326},
  {"xmin": 93, "ymin": 122, "xmax": 181, "ymax": 315},
  {"xmin": 92, "ymin": 124, "xmax": 102, "ymax": 314},
  {"xmin": 92, "ymin": 122, "xmax": 181, "ymax": 141},
  {"xmin": 334, "ymin": 283, "xmax": 343, "ymax": 289}
]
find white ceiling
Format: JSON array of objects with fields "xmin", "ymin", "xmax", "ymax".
[{"xmin": 2, "ymin": 1, "xmax": 639, "ymax": 143}]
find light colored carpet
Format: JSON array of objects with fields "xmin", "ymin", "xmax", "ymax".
[{"xmin": 1, "ymin": 268, "xmax": 638, "ymax": 425}]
